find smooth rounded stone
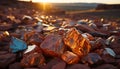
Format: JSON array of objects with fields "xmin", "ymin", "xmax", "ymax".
[
  {"xmin": 67, "ymin": 64, "xmax": 90, "ymax": 69},
  {"xmin": 40, "ymin": 34, "xmax": 65, "ymax": 57},
  {"xmin": 64, "ymin": 28, "xmax": 91, "ymax": 57},
  {"xmin": 51, "ymin": 61, "xmax": 66, "ymax": 69},
  {"xmin": 9, "ymin": 62, "xmax": 23, "ymax": 69},
  {"xmin": 61, "ymin": 51, "xmax": 80, "ymax": 64},
  {"xmin": 94, "ymin": 64, "xmax": 118, "ymax": 69}
]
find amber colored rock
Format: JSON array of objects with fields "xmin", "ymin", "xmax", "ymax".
[
  {"xmin": 21, "ymin": 53, "xmax": 45, "ymax": 68},
  {"xmin": 61, "ymin": 51, "xmax": 79, "ymax": 64},
  {"xmin": 24, "ymin": 31, "xmax": 44, "ymax": 46},
  {"xmin": 64, "ymin": 28, "xmax": 91, "ymax": 57},
  {"xmin": 40, "ymin": 34, "xmax": 65, "ymax": 57},
  {"xmin": 67, "ymin": 64, "xmax": 90, "ymax": 69}
]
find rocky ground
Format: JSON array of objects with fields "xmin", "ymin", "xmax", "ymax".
[{"xmin": 0, "ymin": 1, "xmax": 120, "ymax": 69}]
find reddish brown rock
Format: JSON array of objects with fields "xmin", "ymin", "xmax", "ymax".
[
  {"xmin": 0, "ymin": 23, "xmax": 12, "ymax": 31},
  {"xmin": 91, "ymin": 38, "xmax": 105, "ymax": 51},
  {"xmin": 24, "ymin": 31, "xmax": 44, "ymax": 46},
  {"xmin": 23, "ymin": 45, "xmax": 42, "ymax": 56},
  {"xmin": 41, "ymin": 58, "xmax": 65, "ymax": 69},
  {"xmin": 81, "ymin": 53, "xmax": 102, "ymax": 65},
  {"xmin": 24, "ymin": 68, "xmax": 39, "ymax": 69},
  {"xmin": 51, "ymin": 61, "xmax": 66, "ymax": 69},
  {"xmin": 94, "ymin": 64, "xmax": 118, "ymax": 69},
  {"xmin": 75, "ymin": 24, "xmax": 96, "ymax": 33},
  {"xmin": 82, "ymin": 33, "xmax": 94, "ymax": 41},
  {"xmin": 9, "ymin": 62, "xmax": 23, "ymax": 69},
  {"xmin": 67, "ymin": 64, "xmax": 90, "ymax": 69},
  {"xmin": 40, "ymin": 34, "xmax": 65, "ymax": 57},
  {"xmin": 61, "ymin": 51, "xmax": 79, "ymax": 64},
  {"xmin": 64, "ymin": 28, "xmax": 91, "ymax": 57},
  {"xmin": 101, "ymin": 55, "xmax": 116, "ymax": 64},
  {"xmin": 0, "ymin": 53, "xmax": 16, "ymax": 68},
  {"xmin": 21, "ymin": 53, "xmax": 45, "ymax": 68}
]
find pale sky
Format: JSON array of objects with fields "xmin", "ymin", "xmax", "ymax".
[{"xmin": 21, "ymin": 0, "xmax": 120, "ymax": 4}]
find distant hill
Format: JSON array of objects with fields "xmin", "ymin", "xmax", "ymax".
[
  {"xmin": 51, "ymin": 3, "xmax": 99, "ymax": 6},
  {"xmin": 96, "ymin": 4, "xmax": 120, "ymax": 10},
  {"xmin": 50, "ymin": 3, "xmax": 101, "ymax": 11}
]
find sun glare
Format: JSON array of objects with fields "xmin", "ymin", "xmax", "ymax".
[{"xmin": 33, "ymin": 0, "xmax": 50, "ymax": 3}]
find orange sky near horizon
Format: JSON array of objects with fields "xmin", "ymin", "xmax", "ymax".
[{"xmin": 20, "ymin": 0, "xmax": 120, "ymax": 4}]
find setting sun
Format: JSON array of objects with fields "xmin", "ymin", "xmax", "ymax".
[{"xmin": 33, "ymin": 0, "xmax": 49, "ymax": 2}]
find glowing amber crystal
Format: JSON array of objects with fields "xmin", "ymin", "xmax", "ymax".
[
  {"xmin": 64, "ymin": 28, "xmax": 91, "ymax": 57},
  {"xmin": 61, "ymin": 51, "xmax": 79, "ymax": 64}
]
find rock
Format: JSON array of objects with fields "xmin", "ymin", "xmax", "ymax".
[
  {"xmin": 81, "ymin": 53, "xmax": 102, "ymax": 65},
  {"xmin": 9, "ymin": 62, "xmax": 23, "ymax": 69},
  {"xmin": 23, "ymin": 45, "xmax": 41, "ymax": 55},
  {"xmin": 101, "ymin": 55, "xmax": 115, "ymax": 64},
  {"xmin": 0, "ymin": 53, "xmax": 16, "ymax": 68},
  {"xmin": 61, "ymin": 51, "xmax": 79, "ymax": 64},
  {"xmin": 24, "ymin": 68, "xmax": 39, "ymax": 69},
  {"xmin": 64, "ymin": 28, "xmax": 91, "ymax": 57},
  {"xmin": 42, "ymin": 58, "xmax": 64, "ymax": 69},
  {"xmin": 67, "ymin": 64, "xmax": 90, "ymax": 69},
  {"xmin": 103, "ymin": 48, "xmax": 116, "ymax": 57},
  {"xmin": 21, "ymin": 52, "xmax": 45, "ymax": 68},
  {"xmin": 91, "ymin": 38, "xmax": 105, "ymax": 51},
  {"xmin": 24, "ymin": 31, "xmax": 44, "ymax": 46},
  {"xmin": 0, "ymin": 51, "xmax": 8, "ymax": 55},
  {"xmin": 10, "ymin": 37, "xmax": 27, "ymax": 53},
  {"xmin": 0, "ymin": 23, "xmax": 12, "ymax": 31},
  {"xmin": 94, "ymin": 64, "xmax": 118, "ymax": 69},
  {"xmin": 0, "ymin": 31, "xmax": 11, "ymax": 46},
  {"xmin": 75, "ymin": 24, "xmax": 96, "ymax": 33},
  {"xmin": 51, "ymin": 61, "xmax": 66, "ymax": 69},
  {"xmin": 82, "ymin": 33, "xmax": 94, "ymax": 41},
  {"xmin": 40, "ymin": 34, "xmax": 65, "ymax": 57}
]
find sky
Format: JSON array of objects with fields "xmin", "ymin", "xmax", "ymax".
[{"xmin": 21, "ymin": 0, "xmax": 120, "ymax": 4}]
